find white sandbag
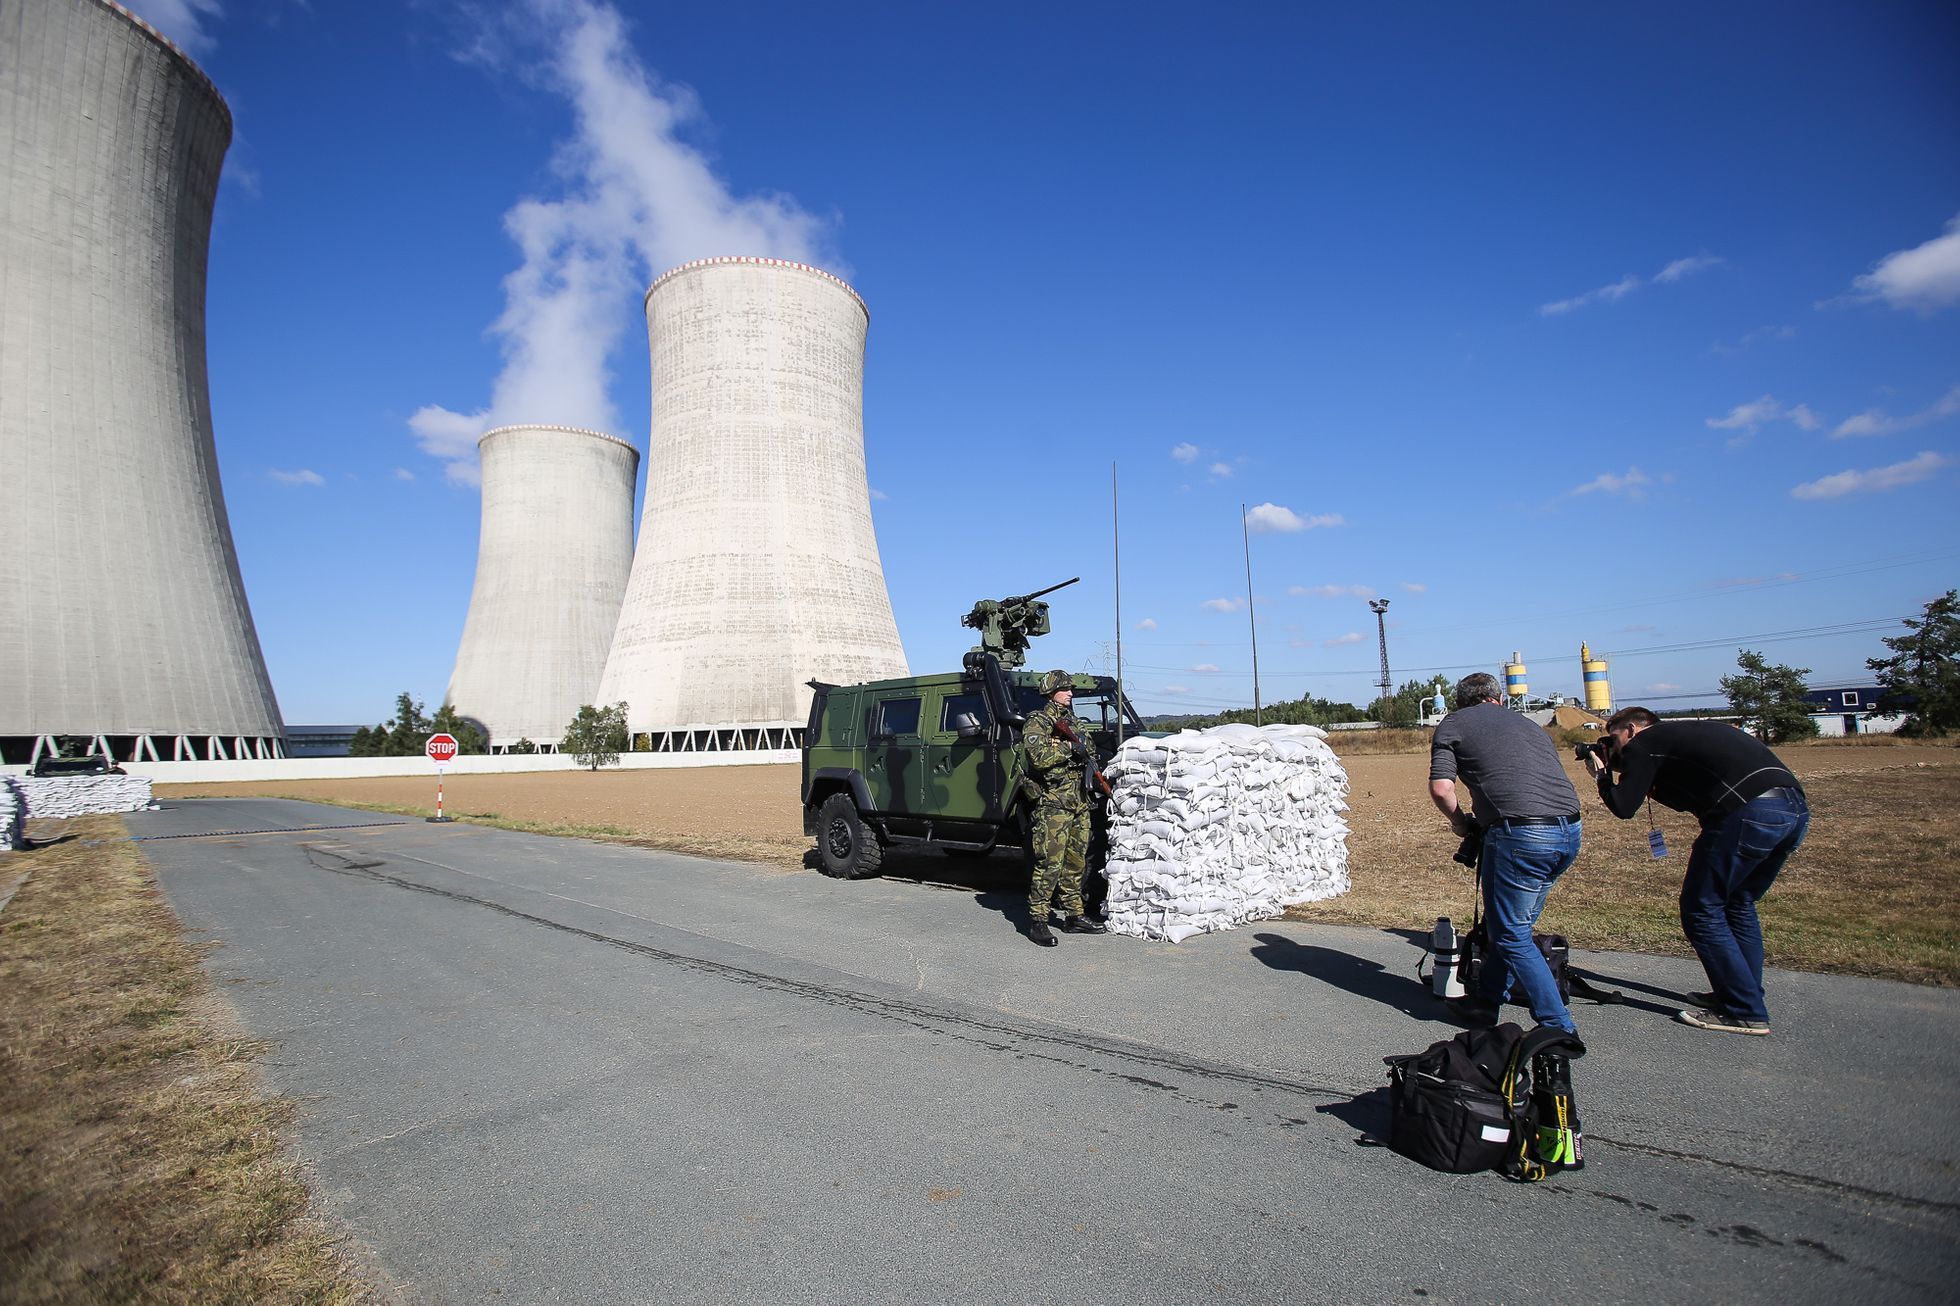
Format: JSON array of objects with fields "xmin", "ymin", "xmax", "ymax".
[{"xmin": 1101, "ymin": 723, "xmax": 1349, "ymax": 943}]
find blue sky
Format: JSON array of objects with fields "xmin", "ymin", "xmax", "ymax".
[{"xmin": 132, "ymin": 0, "xmax": 1959, "ymax": 723}]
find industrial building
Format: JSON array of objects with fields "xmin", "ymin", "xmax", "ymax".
[
  {"xmin": 0, "ymin": 0, "xmax": 286, "ymax": 766},
  {"xmin": 447, "ymin": 425, "xmax": 640, "ymax": 751},
  {"xmin": 596, "ymin": 257, "xmax": 909, "ymax": 750}
]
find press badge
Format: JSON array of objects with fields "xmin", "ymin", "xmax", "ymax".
[{"xmin": 1647, "ymin": 828, "xmax": 1669, "ymax": 859}]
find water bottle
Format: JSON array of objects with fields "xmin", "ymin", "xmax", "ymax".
[{"xmin": 1431, "ymin": 916, "xmax": 1465, "ymax": 998}]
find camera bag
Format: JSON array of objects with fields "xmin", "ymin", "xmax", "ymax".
[{"xmin": 1384, "ymin": 1023, "xmax": 1588, "ymax": 1179}]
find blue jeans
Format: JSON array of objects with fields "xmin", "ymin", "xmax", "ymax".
[
  {"xmin": 1480, "ymin": 820, "xmax": 1582, "ymax": 1033},
  {"xmin": 1681, "ymin": 789, "xmax": 1809, "ymax": 1023}
]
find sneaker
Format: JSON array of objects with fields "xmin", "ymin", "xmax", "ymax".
[
  {"xmin": 1676, "ymin": 1007, "xmax": 1769, "ymax": 1036},
  {"xmin": 1684, "ymin": 990, "xmax": 1717, "ymax": 1009}
]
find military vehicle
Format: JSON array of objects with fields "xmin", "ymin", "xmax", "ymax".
[{"xmin": 801, "ymin": 578, "xmax": 1143, "ymax": 878}]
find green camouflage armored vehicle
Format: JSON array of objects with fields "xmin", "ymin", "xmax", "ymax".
[{"xmin": 800, "ymin": 580, "xmax": 1143, "ymax": 879}]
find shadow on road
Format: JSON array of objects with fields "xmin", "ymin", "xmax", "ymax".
[
  {"xmin": 1316, "ymin": 1084, "xmax": 1394, "ymax": 1145},
  {"xmin": 1249, "ymin": 931, "xmax": 1448, "ymax": 1022}
]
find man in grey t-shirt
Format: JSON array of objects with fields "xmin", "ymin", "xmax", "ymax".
[{"xmin": 1429, "ymin": 672, "xmax": 1582, "ymax": 1033}]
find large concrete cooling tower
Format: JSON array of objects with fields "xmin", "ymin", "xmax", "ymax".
[
  {"xmin": 596, "ymin": 257, "xmax": 908, "ymax": 748},
  {"xmin": 447, "ymin": 425, "xmax": 640, "ymax": 751},
  {"xmin": 0, "ymin": 0, "xmax": 285, "ymax": 765}
]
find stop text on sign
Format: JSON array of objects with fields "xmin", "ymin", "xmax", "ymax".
[{"xmin": 425, "ymin": 733, "xmax": 459, "ymax": 765}]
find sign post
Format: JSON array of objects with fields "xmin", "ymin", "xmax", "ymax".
[{"xmin": 425, "ymin": 733, "xmax": 459, "ymax": 823}]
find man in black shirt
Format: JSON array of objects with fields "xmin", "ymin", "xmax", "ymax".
[{"xmin": 1586, "ymin": 707, "xmax": 1809, "ymax": 1035}]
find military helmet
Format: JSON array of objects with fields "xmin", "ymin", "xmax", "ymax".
[{"xmin": 1038, "ymin": 669, "xmax": 1073, "ymax": 695}]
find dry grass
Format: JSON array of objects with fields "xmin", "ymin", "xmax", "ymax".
[
  {"xmin": 160, "ymin": 742, "xmax": 1960, "ymax": 986},
  {"xmin": 0, "ymin": 817, "xmax": 376, "ymax": 1303},
  {"xmin": 1292, "ymin": 748, "xmax": 1960, "ymax": 987}
]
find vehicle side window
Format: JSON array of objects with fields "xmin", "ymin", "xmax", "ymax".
[
  {"xmin": 939, "ymin": 692, "xmax": 986, "ymax": 735},
  {"xmin": 872, "ymin": 697, "xmax": 922, "ymax": 738}
]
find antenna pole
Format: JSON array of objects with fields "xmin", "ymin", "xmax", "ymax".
[
  {"xmin": 1370, "ymin": 598, "xmax": 1393, "ymax": 722},
  {"xmin": 1113, "ymin": 462, "xmax": 1124, "ymax": 749},
  {"xmin": 1242, "ymin": 503, "xmax": 1262, "ymax": 726}
]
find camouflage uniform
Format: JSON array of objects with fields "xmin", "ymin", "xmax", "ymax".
[{"xmin": 1023, "ymin": 684, "xmax": 1094, "ymax": 919}]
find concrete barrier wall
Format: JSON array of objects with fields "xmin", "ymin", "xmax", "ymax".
[{"xmin": 0, "ymin": 751, "xmax": 798, "ymax": 785}]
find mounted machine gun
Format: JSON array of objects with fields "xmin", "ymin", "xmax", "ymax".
[{"xmin": 961, "ymin": 577, "xmax": 1079, "ymax": 669}]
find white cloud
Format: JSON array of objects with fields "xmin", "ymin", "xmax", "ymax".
[
  {"xmin": 1324, "ymin": 632, "xmax": 1366, "ymax": 647},
  {"xmin": 1786, "ymin": 404, "xmax": 1822, "ymax": 432},
  {"xmin": 1655, "ymin": 255, "xmax": 1724, "ymax": 283},
  {"xmin": 1845, "ymin": 214, "xmax": 1960, "ymax": 313},
  {"xmin": 1161, "ymin": 685, "xmax": 1192, "ymax": 696},
  {"xmin": 415, "ymin": 0, "xmax": 833, "ymax": 484},
  {"xmin": 1712, "ymin": 324, "xmax": 1797, "ymax": 356},
  {"xmin": 1541, "ymin": 253, "xmax": 1721, "ymax": 316},
  {"xmin": 1202, "ymin": 597, "xmax": 1246, "ymax": 613},
  {"xmin": 1706, "ymin": 395, "xmax": 1783, "ymax": 432},
  {"xmin": 1135, "ymin": 617, "xmax": 1158, "ymax": 631},
  {"xmin": 1791, "ymin": 451, "xmax": 1953, "ymax": 500},
  {"xmin": 1207, "ymin": 461, "xmax": 1234, "ymax": 479},
  {"xmin": 1570, "ymin": 466, "xmax": 1652, "ymax": 498},
  {"xmin": 1288, "ymin": 583, "xmax": 1376, "ymax": 599},
  {"xmin": 408, "ymin": 405, "xmax": 488, "ymax": 486},
  {"xmin": 869, "ymin": 487, "xmax": 888, "ymax": 501},
  {"xmin": 1171, "ymin": 442, "xmax": 1199, "ymax": 463},
  {"xmin": 1401, "ymin": 582, "xmax": 1427, "ymax": 594},
  {"xmin": 269, "ymin": 468, "xmax": 325, "ymax": 487},
  {"xmin": 1831, "ymin": 385, "xmax": 1960, "ymax": 439},
  {"xmin": 1244, "ymin": 503, "xmax": 1343, "ymax": 533},
  {"xmin": 1190, "ymin": 663, "xmax": 1221, "ymax": 674},
  {"xmin": 1648, "ymin": 682, "xmax": 1682, "ymax": 693},
  {"xmin": 393, "ymin": 467, "xmax": 416, "ymax": 481},
  {"xmin": 124, "ymin": 0, "xmax": 224, "ymax": 55}
]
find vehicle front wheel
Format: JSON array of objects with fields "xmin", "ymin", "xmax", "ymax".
[{"xmin": 816, "ymin": 792, "xmax": 884, "ymax": 879}]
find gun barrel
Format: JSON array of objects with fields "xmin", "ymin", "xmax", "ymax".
[{"xmin": 1007, "ymin": 576, "xmax": 1080, "ymax": 605}]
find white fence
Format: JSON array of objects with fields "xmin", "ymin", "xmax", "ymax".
[{"xmin": 0, "ymin": 750, "xmax": 799, "ymax": 786}]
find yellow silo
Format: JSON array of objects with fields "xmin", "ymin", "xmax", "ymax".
[
  {"xmin": 1580, "ymin": 642, "xmax": 1612, "ymax": 713},
  {"xmin": 1504, "ymin": 651, "xmax": 1528, "ymax": 705}
]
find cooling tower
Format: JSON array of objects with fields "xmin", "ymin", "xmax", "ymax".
[
  {"xmin": 0, "ymin": 0, "xmax": 285, "ymax": 764},
  {"xmin": 447, "ymin": 425, "xmax": 640, "ymax": 750},
  {"xmin": 596, "ymin": 257, "xmax": 908, "ymax": 742}
]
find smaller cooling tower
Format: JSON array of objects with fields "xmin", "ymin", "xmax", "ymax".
[
  {"xmin": 597, "ymin": 257, "xmax": 909, "ymax": 741},
  {"xmin": 447, "ymin": 425, "xmax": 639, "ymax": 750},
  {"xmin": 1580, "ymin": 643, "xmax": 1612, "ymax": 714},
  {"xmin": 1504, "ymin": 652, "xmax": 1529, "ymax": 705}
]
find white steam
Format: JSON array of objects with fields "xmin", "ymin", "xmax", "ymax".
[{"xmin": 413, "ymin": 0, "xmax": 835, "ymax": 485}]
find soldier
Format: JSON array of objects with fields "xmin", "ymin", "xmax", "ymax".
[{"xmin": 1022, "ymin": 669, "xmax": 1107, "ymax": 946}]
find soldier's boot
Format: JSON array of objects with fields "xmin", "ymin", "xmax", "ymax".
[
  {"xmin": 1026, "ymin": 919, "xmax": 1058, "ymax": 947},
  {"xmin": 1060, "ymin": 914, "xmax": 1106, "ymax": 935}
]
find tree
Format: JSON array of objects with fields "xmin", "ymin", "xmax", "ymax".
[
  {"xmin": 1868, "ymin": 589, "xmax": 1960, "ymax": 737},
  {"xmin": 1369, "ymin": 678, "xmax": 1440, "ymax": 726},
  {"xmin": 345, "ymin": 693, "xmax": 485, "ymax": 757},
  {"xmin": 1720, "ymin": 650, "xmax": 1817, "ymax": 744},
  {"xmin": 562, "ymin": 702, "xmax": 629, "ymax": 770}
]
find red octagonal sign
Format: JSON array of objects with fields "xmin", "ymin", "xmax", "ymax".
[{"xmin": 425, "ymin": 733, "xmax": 459, "ymax": 765}]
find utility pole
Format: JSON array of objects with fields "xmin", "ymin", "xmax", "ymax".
[
  {"xmin": 1241, "ymin": 504, "xmax": 1262, "ymax": 726},
  {"xmin": 1369, "ymin": 598, "xmax": 1392, "ymax": 721}
]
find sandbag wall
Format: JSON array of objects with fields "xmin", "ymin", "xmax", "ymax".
[
  {"xmin": 11, "ymin": 774, "xmax": 157, "ymax": 826},
  {"xmin": 1103, "ymin": 724, "xmax": 1350, "ymax": 942},
  {"xmin": 1, "ymin": 781, "xmax": 21, "ymax": 851}
]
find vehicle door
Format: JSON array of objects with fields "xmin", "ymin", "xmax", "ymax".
[
  {"xmin": 922, "ymin": 688, "xmax": 998, "ymax": 827},
  {"xmin": 864, "ymin": 693, "xmax": 924, "ymax": 815}
]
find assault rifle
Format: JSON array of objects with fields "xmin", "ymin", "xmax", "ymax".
[{"xmin": 1050, "ymin": 713, "xmax": 1115, "ymax": 800}]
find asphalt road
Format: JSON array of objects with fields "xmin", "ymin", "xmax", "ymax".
[{"xmin": 133, "ymin": 798, "xmax": 1959, "ymax": 1304}]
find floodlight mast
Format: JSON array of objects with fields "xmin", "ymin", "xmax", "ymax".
[{"xmin": 1370, "ymin": 599, "xmax": 1393, "ymax": 720}]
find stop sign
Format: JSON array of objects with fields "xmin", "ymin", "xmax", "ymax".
[{"xmin": 425, "ymin": 733, "xmax": 459, "ymax": 765}]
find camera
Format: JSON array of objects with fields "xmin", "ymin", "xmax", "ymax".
[
  {"xmin": 1451, "ymin": 825, "xmax": 1483, "ymax": 868},
  {"xmin": 1572, "ymin": 739, "xmax": 1610, "ymax": 765}
]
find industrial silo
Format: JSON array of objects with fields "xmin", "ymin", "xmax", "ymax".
[
  {"xmin": 596, "ymin": 257, "xmax": 908, "ymax": 747},
  {"xmin": 0, "ymin": 0, "xmax": 285, "ymax": 764},
  {"xmin": 447, "ymin": 425, "xmax": 639, "ymax": 751}
]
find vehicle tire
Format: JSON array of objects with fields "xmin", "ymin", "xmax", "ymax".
[{"xmin": 816, "ymin": 792, "xmax": 884, "ymax": 879}]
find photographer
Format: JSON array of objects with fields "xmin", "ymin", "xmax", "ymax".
[
  {"xmin": 1429, "ymin": 673, "xmax": 1583, "ymax": 1033},
  {"xmin": 1584, "ymin": 707, "xmax": 1808, "ymax": 1036}
]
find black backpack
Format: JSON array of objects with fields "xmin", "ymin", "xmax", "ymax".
[{"xmin": 1383, "ymin": 1023, "xmax": 1588, "ymax": 1181}]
